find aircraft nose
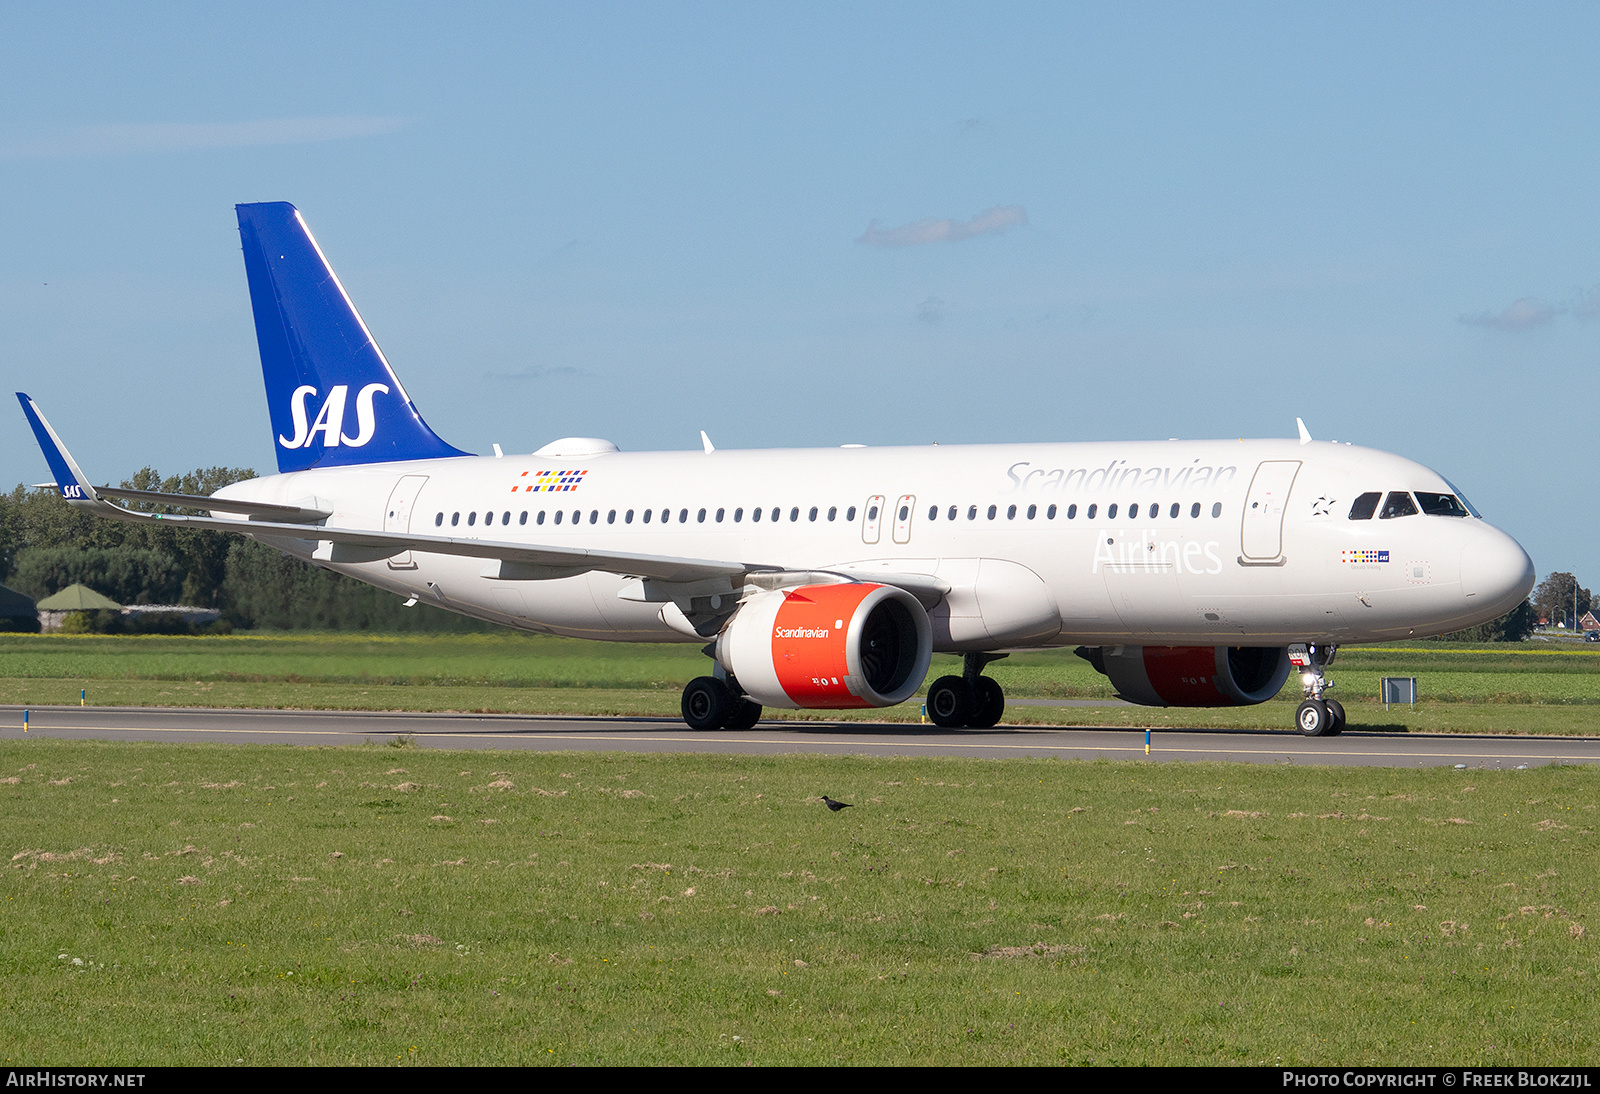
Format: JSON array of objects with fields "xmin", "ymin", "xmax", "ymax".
[{"xmin": 1460, "ymin": 525, "xmax": 1535, "ymax": 616}]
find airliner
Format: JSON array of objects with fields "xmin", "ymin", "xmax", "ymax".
[{"xmin": 17, "ymin": 202, "xmax": 1536, "ymax": 736}]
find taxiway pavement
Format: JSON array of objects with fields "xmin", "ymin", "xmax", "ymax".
[{"xmin": 2, "ymin": 705, "xmax": 1596, "ymax": 769}]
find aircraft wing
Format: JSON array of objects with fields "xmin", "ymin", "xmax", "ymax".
[{"xmin": 15, "ymin": 393, "xmax": 825, "ymax": 589}]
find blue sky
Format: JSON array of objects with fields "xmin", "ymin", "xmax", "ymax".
[{"xmin": 2, "ymin": 3, "xmax": 1597, "ymax": 586}]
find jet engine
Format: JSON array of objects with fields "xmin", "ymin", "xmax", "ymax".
[
  {"xmin": 1076, "ymin": 645, "xmax": 1291, "ymax": 707},
  {"xmin": 716, "ymin": 583, "xmax": 933, "ymax": 709}
]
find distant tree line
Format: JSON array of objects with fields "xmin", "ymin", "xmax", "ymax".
[
  {"xmin": 1417, "ymin": 572, "xmax": 1583, "ymax": 644},
  {"xmin": 1432, "ymin": 600, "xmax": 1537, "ymax": 643},
  {"xmin": 0, "ymin": 468, "xmax": 496, "ymax": 633},
  {"xmin": 1532, "ymin": 572, "xmax": 1590, "ymax": 631}
]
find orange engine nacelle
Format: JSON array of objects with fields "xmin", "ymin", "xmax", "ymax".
[
  {"xmin": 1077, "ymin": 645, "xmax": 1292, "ymax": 707},
  {"xmin": 716, "ymin": 583, "xmax": 932, "ymax": 709}
]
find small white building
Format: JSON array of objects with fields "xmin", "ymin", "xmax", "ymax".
[{"xmin": 120, "ymin": 605, "xmax": 222, "ymax": 626}]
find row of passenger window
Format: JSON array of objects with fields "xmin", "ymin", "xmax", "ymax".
[
  {"xmin": 926, "ymin": 501, "xmax": 1225, "ymax": 521},
  {"xmin": 1348, "ymin": 491, "xmax": 1470, "ymax": 520},
  {"xmin": 433, "ymin": 499, "xmax": 1228, "ymax": 530},
  {"xmin": 436, "ymin": 505, "xmax": 861, "ymax": 528}
]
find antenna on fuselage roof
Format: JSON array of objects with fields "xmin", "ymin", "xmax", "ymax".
[
  {"xmin": 700, "ymin": 430, "xmax": 715, "ymax": 454},
  {"xmin": 1296, "ymin": 417, "xmax": 1312, "ymax": 445}
]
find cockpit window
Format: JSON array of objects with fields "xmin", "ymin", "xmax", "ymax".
[
  {"xmin": 1348, "ymin": 492, "xmax": 1381, "ymax": 520},
  {"xmin": 1378, "ymin": 491, "xmax": 1418, "ymax": 519},
  {"xmin": 1415, "ymin": 492, "xmax": 1470, "ymax": 517},
  {"xmin": 1442, "ymin": 478, "xmax": 1482, "ymax": 518}
]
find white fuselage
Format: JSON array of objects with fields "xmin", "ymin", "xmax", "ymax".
[{"xmin": 214, "ymin": 437, "xmax": 1535, "ymax": 649}]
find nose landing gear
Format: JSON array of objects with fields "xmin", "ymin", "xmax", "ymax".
[
  {"xmin": 1290, "ymin": 642, "xmax": 1344, "ymax": 736},
  {"xmin": 926, "ymin": 652, "xmax": 1008, "ymax": 728}
]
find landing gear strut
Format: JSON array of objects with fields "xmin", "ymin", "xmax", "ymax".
[
  {"xmin": 927, "ymin": 652, "xmax": 1008, "ymax": 728},
  {"xmin": 1289, "ymin": 643, "xmax": 1344, "ymax": 737}
]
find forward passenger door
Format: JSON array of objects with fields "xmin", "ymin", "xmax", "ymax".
[{"xmin": 1240, "ymin": 461, "xmax": 1300, "ymax": 562}]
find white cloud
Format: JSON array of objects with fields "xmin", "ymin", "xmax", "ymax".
[
  {"xmin": 0, "ymin": 115, "xmax": 410, "ymax": 160},
  {"xmin": 857, "ymin": 204, "xmax": 1028, "ymax": 248},
  {"xmin": 1459, "ymin": 297, "xmax": 1563, "ymax": 332}
]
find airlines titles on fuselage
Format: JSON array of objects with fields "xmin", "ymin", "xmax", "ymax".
[{"xmin": 1092, "ymin": 529, "xmax": 1225, "ymax": 575}]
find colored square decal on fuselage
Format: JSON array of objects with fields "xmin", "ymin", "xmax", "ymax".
[{"xmin": 515, "ymin": 469, "xmax": 588, "ymax": 493}]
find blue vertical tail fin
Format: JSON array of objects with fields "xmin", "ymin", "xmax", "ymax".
[{"xmin": 236, "ymin": 202, "xmax": 470, "ymax": 473}]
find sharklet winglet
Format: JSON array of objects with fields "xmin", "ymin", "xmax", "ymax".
[{"xmin": 15, "ymin": 393, "xmax": 101, "ymax": 502}]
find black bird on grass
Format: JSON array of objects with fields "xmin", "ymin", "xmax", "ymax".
[{"xmin": 822, "ymin": 796, "xmax": 853, "ymax": 812}]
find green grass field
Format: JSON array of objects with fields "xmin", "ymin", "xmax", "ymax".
[
  {"xmin": 2, "ymin": 633, "xmax": 1600, "ymax": 734},
  {"xmin": 2, "ymin": 739, "xmax": 1596, "ymax": 1066},
  {"xmin": 4, "ymin": 637, "xmax": 1597, "ymax": 1065}
]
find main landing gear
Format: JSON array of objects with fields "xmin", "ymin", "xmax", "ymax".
[
  {"xmin": 680, "ymin": 675, "xmax": 762, "ymax": 731},
  {"xmin": 1289, "ymin": 642, "xmax": 1344, "ymax": 737},
  {"xmin": 926, "ymin": 652, "xmax": 1008, "ymax": 729}
]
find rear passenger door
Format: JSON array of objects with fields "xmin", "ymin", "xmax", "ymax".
[{"xmin": 384, "ymin": 474, "xmax": 429, "ymax": 569}]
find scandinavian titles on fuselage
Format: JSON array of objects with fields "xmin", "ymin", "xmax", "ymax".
[{"xmin": 1006, "ymin": 459, "xmax": 1239, "ymax": 494}]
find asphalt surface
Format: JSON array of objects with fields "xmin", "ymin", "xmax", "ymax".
[{"xmin": 3, "ymin": 704, "xmax": 1597, "ymax": 769}]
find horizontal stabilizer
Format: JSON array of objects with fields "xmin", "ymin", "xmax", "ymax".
[{"xmin": 93, "ymin": 486, "xmax": 331, "ymax": 524}]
